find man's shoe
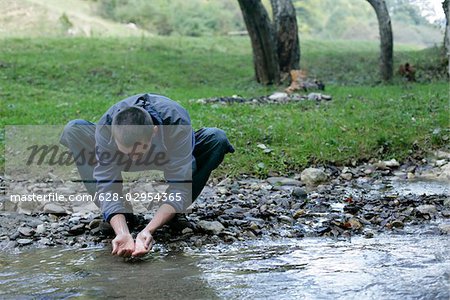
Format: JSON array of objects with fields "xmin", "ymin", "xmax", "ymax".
[{"xmin": 167, "ymin": 214, "xmax": 194, "ymax": 233}]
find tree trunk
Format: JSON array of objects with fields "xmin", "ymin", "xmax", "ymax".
[
  {"xmin": 270, "ymin": 0, "xmax": 300, "ymax": 73},
  {"xmin": 444, "ymin": 0, "xmax": 449, "ymax": 76},
  {"xmin": 367, "ymin": 0, "xmax": 393, "ymax": 82},
  {"xmin": 237, "ymin": 0, "xmax": 280, "ymax": 84}
]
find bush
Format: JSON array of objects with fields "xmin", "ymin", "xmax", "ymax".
[{"xmin": 96, "ymin": 0, "xmax": 245, "ymax": 36}]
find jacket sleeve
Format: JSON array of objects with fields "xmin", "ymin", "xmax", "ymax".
[
  {"xmin": 162, "ymin": 125, "xmax": 194, "ymax": 212},
  {"xmin": 94, "ymin": 124, "xmax": 133, "ymax": 222}
]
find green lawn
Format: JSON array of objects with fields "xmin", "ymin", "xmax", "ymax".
[{"xmin": 0, "ymin": 36, "xmax": 448, "ymax": 176}]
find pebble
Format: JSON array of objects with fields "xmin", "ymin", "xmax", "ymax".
[
  {"xmin": 194, "ymin": 239, "xmax": 202, "ymax": 248},
  {"xmin": 279, "ymin": 215, "xmax": 294, "ymax": 224},
  {"xmin": 36, "ymin": 224, "xmax": 46, "ymax": 235},
  {"xmin": 363, "ymin": 230, "xmax": 374, "ymax": 238},
  {"xmin": 390, "ymin": 220, "xmax": 404, "ymax": 228},
  {"xmin": 182, "ymin": 228, "xmax": 193, "ymax": 235},
  {"xmin": 1, "ymin": 160, "xmax": 448, "ymax": 250},
  {"xmin": 17, "ymin": 239, "xmax": 33, "ymax": 246}
]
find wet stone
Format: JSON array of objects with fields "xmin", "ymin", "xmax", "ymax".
[
  {"xmin": 416, "ymin": 205, "xmax": 437, "ymax": 215},
  {"xmin": 198, "ymin": 220, "xmax": 225, "ymax": 235},
  {"xmin": 438, "ymin": 224, "xmax": 450, "ymax": 234},
  {"xmin": 9, "ymin": 231, "xmax": 20, "ymax": 241},
  {"xmin": 69, "ymin": 224, "xmax": 85, "ymax": 235},
  {"xmin": 18, "ymin": 227, "xmax": 34, "ymax": 237},
  {"xmin": 267, "ymin": 177, "xmax": 302, "ymax": 187},
  {"xmin": 17, "ymin": 239, "xmax": 33, "ymax": 246},
  {"xmin": 301, "ymin": 168, "xmax": 327, "ymax": 185},
  {"xmin": 279, "ymin": 215, "xmax": 294, "ymax": 224},
  {"xmin": 390, "ymin": 220, "xmax": 404, "ymax": 228},
  {"xmin": 291, "ymin": 187, "xmax": 307, "ymax": 199},
  {"xmin": 43, "ymin": 203, "xmax": 67, "ymax": 215},
  {"xmin": 36, "ymin": 224, "xmax": 46, "ymax": 235},
  {"xmin": 88, "ymin": 219, "xmax": 101, "ymax": 230}
]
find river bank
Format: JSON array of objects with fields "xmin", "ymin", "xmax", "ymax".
[{"xmin": 0, "ymin": 154, "xmax": 449, "ymax": 252}]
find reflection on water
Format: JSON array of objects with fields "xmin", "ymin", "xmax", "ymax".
[
  {"xmin": 0, "ymin": 247, "xmax": 217, "ymax": 299},
  {"xmin": 1, "ymin": 234, "xmax": 449, "ymax": 299},
  {"xmin": 195, "ymin": 234, "xmax": 450, "ymax": 299},
  {"xmin": 392, "ymin": 179, "xmax": 450, "ymax": 196}
]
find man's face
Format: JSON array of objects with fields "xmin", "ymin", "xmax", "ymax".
[
  {"xmin": 116, "ymin": 139, "xmax": 152, "ymax": 161},
  {"xmin": 114, "ymin": 126, "xmax": 158, "ymax": 161}
]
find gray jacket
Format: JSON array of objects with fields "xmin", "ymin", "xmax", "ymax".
[{"xmin": 94, "ymin": 93, "xmax": 194, "ymax": 222}]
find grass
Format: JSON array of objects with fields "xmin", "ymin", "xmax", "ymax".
[{"xmin": 0, "ymin": 36, "xmax": 449, "ymax": 177}]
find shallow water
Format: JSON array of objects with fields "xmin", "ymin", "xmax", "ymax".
[
  {"xmin": 1, "ymin": 234, "xmax": 449, "ymax": 299},
  {"xmin": 392, "ymin": 179, "xmax": 450, "ymax": 196},
  {"xmin": 1, "ymin": 179, "xmax": 449, "ymax": 299}
]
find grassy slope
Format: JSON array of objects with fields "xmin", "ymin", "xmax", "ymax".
[
  {"xmin": 0, "ymin": 36, "xmax": 448, "ymax": 176},
  {"xmin": 0, "ymin": 0, "xmax": 150, "ymax": 37}
]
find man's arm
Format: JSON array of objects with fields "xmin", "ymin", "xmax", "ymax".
[
  {"xmin": 132, "ymin": 204, "xmax": 175, "ymax": 256},
  {"xmin": 144, "ymin": 204, "xmax": 176, "ymax": 234}
]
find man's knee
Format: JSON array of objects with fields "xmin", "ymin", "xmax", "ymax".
[
  {"xmin": 60, "ymin": 119, "xmax": 91, "ymax": 146},
  {"xmin": 205, "ymin": 127, "xmax": 234, "ymax": 153}
]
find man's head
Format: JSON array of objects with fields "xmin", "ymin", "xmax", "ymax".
[{"xmin": 111, "ymin": 106, "xmax": 157, "ymax": 160}]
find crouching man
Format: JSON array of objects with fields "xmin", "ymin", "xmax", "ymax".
[{"xmin": 60, "ymin": 93, "xmax": 234, "ymax": 257}]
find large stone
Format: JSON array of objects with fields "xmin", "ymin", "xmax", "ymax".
[
  {"xmin": 17, "ymin": 201, "xmax": 39, "ymax": 215},
  {"xmin": 434, "ymin": 150, "xmax": 450, "ymax": 160},
  {"xmin": 198, "ymin": 220, "xmax": 225, "ymax": 235},
  {"xmin": 438, "ymin": 224, "xmax": 450, "ymax": 234},
  {"xmin": 267, "ymin": 177, "xmax": 302, "ymax": 186},
  {"xmin": 415, "ymin": 205, "xmax": 437, "ymax": 215},
  {"xmin": 43, "ymin": 203, "xmax": 67, "ymax": 215},
  {"xmin": 438, "ymin": 163, "xmax": 450, "ymax": 182},
  {"xmin": 340, "ymin": 173, "xmax": 353, "ymax": 181},
  {"xmin": 300, "ymin": 168, "xmax": 327, "ymax": 185},
  {"xmin": 384, "ymin": 159, "xmax": 400, "ymax": 168},
  {"xmin": 2, "ymin": 199, "xmax": 16, "ymax": 212},
  {"xmin": 374, "ymin": 159, "xmax": 400, "ymax": 170},
  {"xmin": 268, "ymin": 92, "xmax": 289, "ymax": 101}
]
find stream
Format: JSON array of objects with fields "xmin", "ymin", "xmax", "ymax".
[
  {"xmin": 0, "ymin": 178, "xmax": 449, "ymax": 299},
  {"xmin": 0, "ymin": 233, "xmax": 449, "ymax": 299}
]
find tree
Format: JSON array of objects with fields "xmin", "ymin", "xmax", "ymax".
[
  {"xmin": 238, "ymin": 0, "xmax": 280, "ymax": 84},
  {"xmin": 237, "ymin": 0, "xmax": 300, "ymax": 85},
  {"xmin": 366, "ymin": 0, "xmax": 393, "ymax": 82},
  {"xmin": 444, "ymin": 0, "xmax": 449, "ymax": 76},
  {"xmin": 271, "ymin": 0, "xmax": 300, "ymax": 73}
]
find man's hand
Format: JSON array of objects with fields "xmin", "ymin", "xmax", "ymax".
[
  {"xmin": 111, "ymin": 233, "xmax": 135, "ymax": 257},
  {"xmin": 132, "ymin": 230, "xmax": 154, "ymax": 257}
]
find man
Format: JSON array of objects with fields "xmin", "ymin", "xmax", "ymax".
[{"xmin": 60, "ymin": 93, "xmax": 234, "ymax": 257}]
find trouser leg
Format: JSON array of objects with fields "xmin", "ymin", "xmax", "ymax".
[
  {"xmin": 59, "ymin": 119, "xmax": 97, "ymax": 196},
  {"xmin": 192, "ymin": 127, "xmax": 235, "ymax": 200}
]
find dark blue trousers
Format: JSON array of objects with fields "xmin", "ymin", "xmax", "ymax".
[{"xmin": 60, "ymin": 119, "xmax": 234, "ymax": 207}]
